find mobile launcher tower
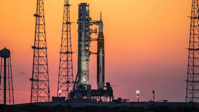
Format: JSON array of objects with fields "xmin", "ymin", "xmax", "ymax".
[{"xmin": 70, "ymin": 3, "xmax": 113, "ymax": 102}]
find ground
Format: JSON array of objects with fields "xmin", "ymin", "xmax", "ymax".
[{"xmin": 0, "ymin": 104, "xmax": 198, "ymax": 112}]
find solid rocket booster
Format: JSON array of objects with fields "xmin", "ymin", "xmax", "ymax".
[
  {"xmin": 99, "ymin": 47, "xmax": 103, "ymax": 88},
  {"xmin": 97, "ymin": 12, "xmax": 105, "ymax": 89}
]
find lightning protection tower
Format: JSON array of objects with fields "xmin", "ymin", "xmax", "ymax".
[
  {"xmin": 0, "ymin": 48, "xmax": 14, "ymax": 105},
  {"xmin": 57, "ymin": 0, "xmax": 74, "ymax": 99},
  {"xmin": 30, "ymin": 0, "xmax": 50, "ymax": 103},
  {"xmin": 186, "ymin": 0, "xmax": 199, "ymax": 102}
]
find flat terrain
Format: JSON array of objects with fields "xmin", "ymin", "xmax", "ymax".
[{"xmin": 0, "ymin": 104, "xmax": 199, "ymax": 112}]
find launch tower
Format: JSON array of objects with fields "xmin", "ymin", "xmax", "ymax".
[
  {"xmin": 70, "ymin": 3, "xmax": 113, "ymax": 102},
  {"xmin": 30, "ymin": 0, "xmax": 50, "ymax": 103},
  {"xmin": 74, "ymin": 3, "xmax": 90, "ymax": 90},
  {"xmin": 57, "ymin": 0, "xmax": 74, "ymax": 98},
  {"xmin": 185, "ymin": 0, "xmax": 199, "ymax": 102}
]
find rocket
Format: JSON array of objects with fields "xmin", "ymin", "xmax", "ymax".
[{"xmin": 97, "ymin": 12, "xmax": 105, "ymax": 89}]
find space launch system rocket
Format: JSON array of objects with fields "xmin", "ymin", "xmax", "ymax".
[{"xmin": 97, "ymin": 12, "xmax": 105, "ymax": 89}]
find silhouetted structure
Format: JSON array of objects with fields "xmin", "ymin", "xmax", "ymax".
[
  {"xmin": 153, "ymin": 90, "xmax": 155, "ymax": 102},
  {"xmin": 185, "ymin": 0, "xmax": 199, "ymax": 102},
  {"xmin": 57, "ymin": 0, "xmax": 74, "ymax": 99},
  {"xmin": 30, "ymin": 0, "xmax": 50, "ymax": 103},
  {"xmin": 2, "ymin": 105, "xmax": 199, "ymax": 112},
  {"xmin": 0, "ymin": 48, "xmax": 14, "ymax": 105}
]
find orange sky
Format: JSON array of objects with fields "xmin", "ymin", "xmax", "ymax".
[{"xmin": 0, "ymin": 0, "xmax": 191, "ymax": 104}]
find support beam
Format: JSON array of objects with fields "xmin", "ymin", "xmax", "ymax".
[{"xmin": 4, "ymin": 58, "xmax": 6, "ymax": 105}]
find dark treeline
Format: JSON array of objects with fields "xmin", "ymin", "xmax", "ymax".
[{"xmin": 0, "ymin": 104, "xmax": 198, "ymax": 112}]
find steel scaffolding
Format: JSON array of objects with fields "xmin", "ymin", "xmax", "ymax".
[
  {"xmin": 57, "ymin": 0, "xmax": 74, "ymax": 99},
  {"xmin": 30, "ymin": 0, "xmax": 50, "ymax": 103},
  {"xmin": 185, "ymin": 0, "xmax": 199, "ymax": 102}
]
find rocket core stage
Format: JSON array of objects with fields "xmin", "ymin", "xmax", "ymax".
[{"xmin": 97, "ymin": 12, "xmax": 105, "ymax": 89}]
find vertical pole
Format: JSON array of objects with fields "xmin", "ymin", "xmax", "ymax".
[
  {"xmin": 10, "ymin": 58, "xmax": 14, "ymax": 104},
  {"xmin": 4, "ymin": 57, "xmax": 6, "ymax": 105},
  {"xmin": 153, "ymin": 93, "xmax": 154, "ymax": 102},
  {"xmin": 8, "ymin": 58, "xmax": 10, "ymax": 104},
  {"xmin": 153, "ymin": 90, "xmax": 155, "ymax": 102}
]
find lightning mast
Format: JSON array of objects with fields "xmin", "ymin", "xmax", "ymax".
[
  {"xmin": 30, "ymin": 0, "xmax": 50, "ymax": 103},
  {"xmin": 57, "ymin": 0, "xmax": 74, "ymax": 98},
  {"xmin": 186, "ymin": 0, "xmax": 199, "ymax": 102}
]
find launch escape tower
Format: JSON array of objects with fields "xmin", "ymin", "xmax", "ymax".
[
  {"xmin": 30, "ymin": 0, "xmax": 50, "ymax": 103},
  {"xmin": 0, "ymin": 48, "xmax": 14, "ymax": 105},
  {"xmin": 186, "ymin": 0, "xmax": 199, "ymax": 102},
  {"xmin": 57, "ymin": 0, "xmax": 74, "ymax": 98}
]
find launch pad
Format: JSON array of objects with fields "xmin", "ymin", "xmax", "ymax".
[
  {"xmin": 53, "ymin": 2, "xmax": 114, "ymax": 103},
  {"xmin": 0, "ymin": 1, "xmax": 116, "ymax": 104},
  {"xmin": 69, "ymin": 3, "xmax": 113, "ymax": 102},
  {"xmin": 69, "ymin": 83, "xmax": 113, "ymax": 102},
  {"xmin": 2, "ymin": 0, "xmax": 198, "ymax": 105}
]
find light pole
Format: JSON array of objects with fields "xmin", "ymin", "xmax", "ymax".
[
  {"xmin": 136, "ymin": 90, "xmax": 140, "ymax": 102},
  {"xmin": 152, "ymin": 90, "xmax": 155, "ymax": 102},
  {"xmin": 58, "ymin": 90, "xmax": 62, "ymax": 97}
]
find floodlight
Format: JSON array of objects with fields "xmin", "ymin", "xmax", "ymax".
[
  {"xmin": 136, "ymin": 90, "xmax": 140, "ymax": 94},
  {"xmin": 58, "ymin": 90, "xmax": 62, "ymax": 94}
]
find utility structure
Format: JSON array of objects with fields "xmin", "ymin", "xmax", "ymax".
[
  {"xmin": 57, "ymin": 0, "xmax": 74, "ymax": 99},
  {"xmin": 0, "ymin": 48, "xmax": 14, "ymax": 105},
  {"xmin": 186, "ymin": 0, "xmax": 199, "ymax": 102},
  {"xmin": 30, "ymin": 0, "xmax": 50, "ymax": 103},
  {"xmin": 74, "ymin": 3, "xmax": 91, "ymax": 91}
]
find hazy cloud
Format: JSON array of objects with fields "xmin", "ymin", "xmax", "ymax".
[
  {"xmin": 16, "ymin": 72, "xmax": 27, "ymax": 75},
  {"xmin": 160, "ymin": 86, "xmax": 170, "ymax": 89}
]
